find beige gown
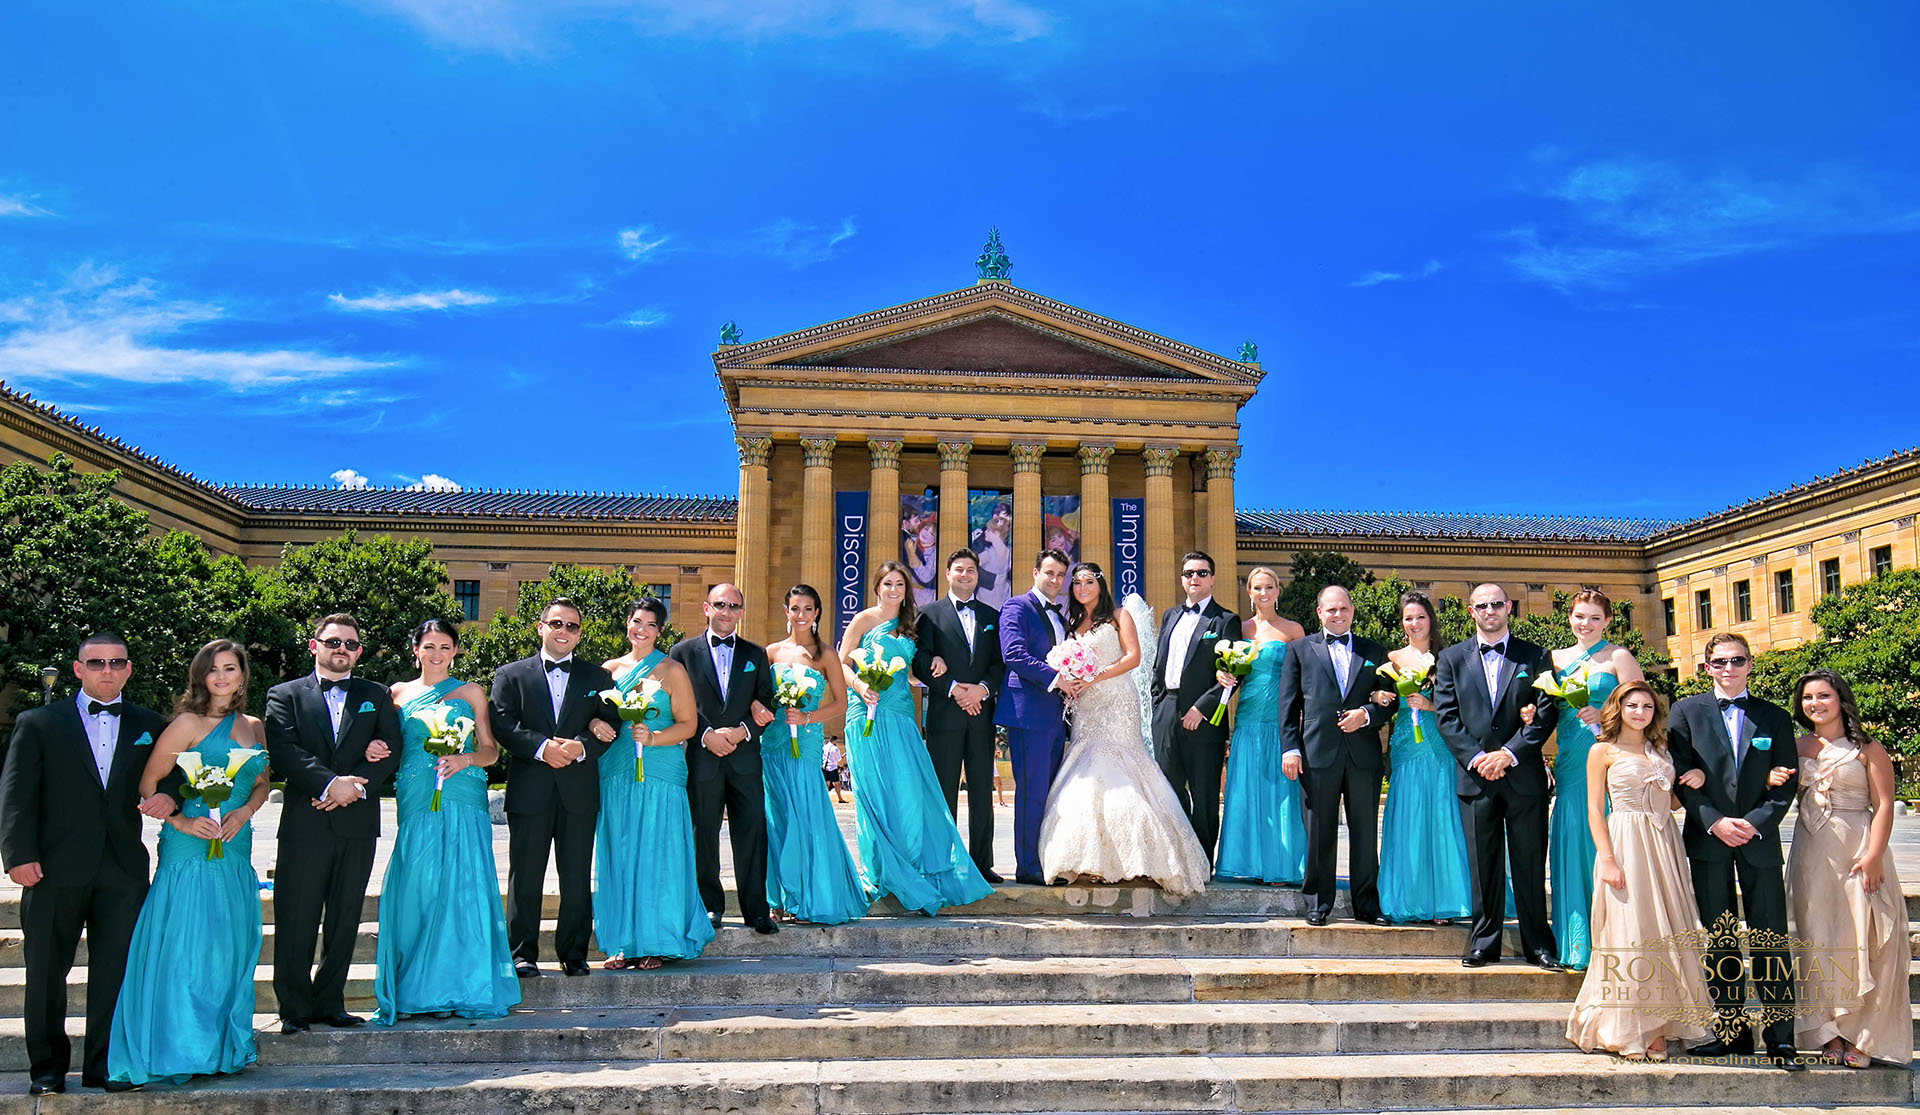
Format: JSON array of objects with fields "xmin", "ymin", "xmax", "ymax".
[
  {"xmin": 1786, "ymin": 738, "xmax": 1912, "ymax": 1064},
  {"xmin": 1566, "ymin": 749, "xmax": 1710, "ymax": 1056}
]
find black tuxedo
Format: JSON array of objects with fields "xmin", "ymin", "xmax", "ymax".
[
  {"xmin": 1669, "ymin": 691, "xmax": 1799, "ymax": 1046},
  {"xmin": 1277, "ymin": 631, "xmax": 1394, "ymax": 920},
  {"xmin": 265, "ymin": 674, "xmax": 401, "ymax": 1022},
  {"xmin": 913, "ymin": 596, "xmax": 1006, "ymax": 873},
  {"xmin": 1150, "ymin": 600, "xmax": 1242, "ymax": 860},
  {"xmin": 1432, "ymin": 635, "xmax": 1557, "ymax": 959},
  {"xmin": 489, "ymin": 654, "xmax": 618, "ymax": 965},
  {"xmin": 668, "ymin": 631, "xmax": 777, "ymax": 923},
  {"xmin": 0, "ymin": 697, "xmax": 164, "ymax": 1084}
]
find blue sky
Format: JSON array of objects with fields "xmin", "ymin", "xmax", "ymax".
[{"xmin": 1, "ymin": 1, "xmax": 1914, "ymax": 519}]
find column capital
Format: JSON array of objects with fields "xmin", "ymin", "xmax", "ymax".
[
  {"xmin": 1204, "ymin": 445, "xmax": 1241, "ymax": 479},
  {"xmin": 800, "ymin": 436, "xmax": 838, "ymax": 469},
  {"xmin": 736, "ymin": 435, "xmax": 773, "ymax": 468},
  {"xmin": 866, "ymin": 437, "xmax": 904, "ymax": 469},
  {"xmin": 1010, "ymin": 442, "xmax": 1047, "ymax": 473},
  {"xmin": 1077, "ymin": 444, "xmax": 1115, "ymax": 475},
  {"xmin": 1141, "ymin": 445, "xmax": 1179, "ymax": 477},
  {"xmin": 936, "ymin": 439, "xmax": 973, "ymax": 470}
]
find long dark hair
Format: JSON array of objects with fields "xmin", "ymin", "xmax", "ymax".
[
  {"xmin": 625, "ymin": 598, "xmax": 670, "ymax": 651},
  {"xmin": 1066, "ymin": 561, "xmax": 1117, "ymax": 633},
  {"xmin": 874, "ymin": 560, "xmax": 920, "ymax": 634},
  {"xmin": 785, "ymin": 584, "xmax": 827, "ymax": 663},
  {"xmin": 1398, "ymin": 590, "xmax": 1449, "ymax": 653},
  {"xmin": 177, "ymin": 639, "xmax": 250, "ymax": 718},
  {"xmin": 1792, "ymin": 668, "xmax": 1872, "ymax": 748}
]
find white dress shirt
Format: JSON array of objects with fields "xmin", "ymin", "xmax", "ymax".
[
  {"xmin": 1721, "ymin": 690, "xmax": 1751, "ymax": 763},
  {"xmin": 1474, "ymin": 640, "xmax": 1517, "ymax": 763},
  {"xmin": 76, "ymin": 691, "xmax": 120, "ymax": 786},
  {"xmin": 1164, "ymin": 596, "xmax": 1211, "ymax": 688},
  {"xmin": 532, "ymin": 657, "xmax": 584, "ymax": 765},
  {"xmin": 949, "ymin": 594, "xmax": 978, "ymax": 697},
  {"xmin": 1033, "ymin": 591, "xmax": 1066, "ymax": 646},
  {"xmin": 315, "ymin": 673, "xmax": 367, "ymax": 798},
  {"xmin": 1325, "ymin": 631, "xmax": 1354, "ymax": 696},
  {"xmin": 707, "ymin": 631, "xmax": 735, "ymax": 700}
]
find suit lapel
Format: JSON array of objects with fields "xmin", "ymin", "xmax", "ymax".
[
  {"xmin": 556, "ymin": 664, "xmax": 590, "ymax": 730},
  {"xmin": 296, "ymin": 678, "xmax": 335, "ymax": 757},
  {"xmin": 684, "ymin": 643, "xmax": 721, "ymax": 709},
  {"xmin": 104, "ymin": 713, "xmax": 147, "ymax": 791},
  {"xmin": 55, "ymin": 703, "xmax": 107, "ymax": 791},
  {"xmin": 1492, "ymin": 653, "xmax": 1523, "ymax": 710}
]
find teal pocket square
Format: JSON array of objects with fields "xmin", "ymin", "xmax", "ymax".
[
  {"xmin": 1752, "ymin": 735, "xmax": 1772, "ymax": 752},
  {"xmin": 742, "ymin": 662, "xmax": 756, "ymax": 674},
  {"xmin": 357, "ymin": 701, "xmax": 376, "ymax": 713},
  {"xmin": 133, "ymin": 731, "xmax": 153, "ymax": 747},
  {"xmin": 983, "ymin": 624, "xmax": 995, "ymax": 632}
]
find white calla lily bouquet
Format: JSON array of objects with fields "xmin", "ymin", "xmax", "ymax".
[
  {"xmin": 601, "ymin": 679, "xmax": 667, "ymax": 781},
  {"xmin": 175, "ymin": 748, "xmax": 262, "ymax": 859},
  {"xmin": 848, "ymin": 647, "xmax": 908, "ymax": 737},
  {"xmin": 772, "ymin": 663, "xmax": 822, "ymax": 757},
  {"xmin": 412, "ymin": 705, "xmax": 476, "ymax": 810}
]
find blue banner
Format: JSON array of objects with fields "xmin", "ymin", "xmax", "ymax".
[
  {"xmin": 834, "ymin": 490, "xmax": 868, "ymax": 646},
  {"xmin": 1111, "ymin": 496, "xmax": 1145, "ymax": 603}
]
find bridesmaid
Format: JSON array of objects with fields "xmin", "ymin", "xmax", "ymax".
[
  {"xmin": 595, "ymin": 598, "xmax": 709, "ymax": 968},
  {"xmin": 1373, "ymin": 591, "xmax": 1475, "ymax": 924},
  {"xmin": 108, "ymin": 640, "xmax": 270, "ymax": 1087},
  {"xmin": 840, "ymin": 561, "xmax": 993, "ymax": 916},
  {"xmin": 764, "ymin": 584, "xmax": 873, "ymax": 924},
  {"xmin": 1786, "ymin": 669, "xmax": 1910, "ymax": 1067},
  {"xmin": 1547, "ymin": 589, "xmax": 1643, "ymax": 970},
  {"xmin": 373, "ymin": 619, "xmax": 519, "ymax": 1025},
  {"xmin": 1566, "ymin": 681, "xmax": 1711, "ymax": 1060},
  {"xmin": 1214, "ymin": 566, "xmax": 1307, "ymax": 885}
]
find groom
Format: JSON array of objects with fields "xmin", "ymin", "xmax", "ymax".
[
  {"xmin": 913, "ymin": 547, "xmax": 1007, "ymax": 881},
  {"xmin": 995, "ymin": 548, "xmax": 1079, "ymax": 885},
  {"xmin": 1151, "ymin": 551, "xmax": 1242, "ymax": 862}
]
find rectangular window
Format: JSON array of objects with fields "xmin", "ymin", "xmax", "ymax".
[
  {"xmin": 636, "ymin": 582, "xmax": 673, "ymax": 613},
  {"xmin": 1871, "ymin": 545, "xmax": 1892, "ymax": 578},
  {"xmin": 1733, "ymin": 580, "xmax": 1751, "ymax": 623},
  {"xmin": 1695, "ymin": 589, "xmax": 1712, "ymax": 630},
  {"xmin": 1662, "ymin": 598, "xmax": 1675, "ymax": 637},
  {"xmin": 1775, "ymin": 570, "xmax": 1794, "ymax": 614},
  {"xmin": 454, "ymin": 580, "xmax": 481, "ymax": 622},
  {"xmin": 1820, "ymin": 558, "xmax": 1841, "ymax": 597}
]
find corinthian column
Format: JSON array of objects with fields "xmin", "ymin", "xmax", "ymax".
[
  {"xmin": 735, "ymin": 434, "xmax": 774, "ymax": 638},
  {"xmin": 1205, "ymin": 446, "xmax": 1241, "ymax": 613},
  {"xmin": 936, "ymin": 439, "xmax": 972, "ymax": 596},
  {"xmin": 1142, "ymin": 446, "xmax": 1178, "ymax": 609},
  {"xmin": 1011, "ymin": 443, "xmax": 1047, "ymax": 572},
  {"xmin": 1078, "ymin": 444, "xmax": 1114, "ymax": 572},
  {"xmin": 800, "ymin": 436, "xmax": 837, "ymax": 632},
  {"xmin": 865, "ymin": 437, "xmax": 903, "ymax": 607}
]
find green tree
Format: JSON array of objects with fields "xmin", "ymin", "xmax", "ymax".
[
  {"xmin": 1349, "ymin": 574, "xmax": 1473, "ymax": 649},
  {"xmin": 261, "ymin": 531, "xmax": 457, "ymax": 684},
  {"xmin": 1509, "ymin": 591, "xmax": 1675, "ymax": 697},
  {"xmin": 149, "ymin": 530, "xmax": 305, "ymax": 713},
  {"xmin": 1276, "ymin": 550, "xmax": 1376, "ymax": 629},
  {"xmin": 460, "ymin": 564, "xmax": 683, "ymax": 692}
]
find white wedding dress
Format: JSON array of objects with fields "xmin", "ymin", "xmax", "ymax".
[{"xmin": 1036, "ymin": 621, "xmax": 1213, "ymax": 898}]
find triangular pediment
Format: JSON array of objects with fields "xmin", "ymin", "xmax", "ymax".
[{"xmin": 799, "ymin": 311, "xmax": 1191, "ymax": 377}]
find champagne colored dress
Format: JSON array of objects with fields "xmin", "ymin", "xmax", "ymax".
[{"xmin": 1786, "ymin": 737, "xmax": 1911, "ymax": 1064}]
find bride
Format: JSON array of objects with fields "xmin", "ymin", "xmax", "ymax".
[{"xmin": 1037, "ymin": 562, "xmax": 1212, "ymax": 898}]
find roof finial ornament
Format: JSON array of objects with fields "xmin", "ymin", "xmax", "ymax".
[
  {"xmin": 718, "ymin": 321, "xmax": 742, "ymax": 346},
  {"xmin": 1237, "ymin": 339, "xmax": 1258, "ymax": 363},
  {"xmin": 975, "ymin": 227, "xmax": 1011, "ymax": 282}
]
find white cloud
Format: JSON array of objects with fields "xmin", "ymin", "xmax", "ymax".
[
  {"xmin": 754, "ymin": 216, "xmax": 858, "ymax": 267},
  {"xmin": 405, "ymin": 473, "xmax": 462, "ymax": 491},
  {"xmin": 1350, "ymin": 259, "xmax": 1443, "ymax": 288},
  {"xmin": 0, "ymin": 265, "xmax": 399, "ymax": 388},
  {"xmin": 331, "ymin": 468, "xmax": 370, "ymax": 488},
  {"xmin": 0, "ymin": 195, "xmax": 54, "ymax": 219},
  {"xmin": 327, "ymin": 288, "xmax": 500, "ymax": 312},
  {"xmin": 611, "ymin": 307, "xmax": 669, "ymax": 328},
  {"xmin": 617, "ymin": 226, "xmax": 671, "ymax": 261}
]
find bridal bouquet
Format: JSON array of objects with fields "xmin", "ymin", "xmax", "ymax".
[
  {"xmin": 175, "ymin": 747, "xmax": 262, "ymax": 859},
  {"xmin": 1533, "ymin": 661, "xmax": 1593, "ymax": 710},
  {"xmin": 848, "ymin": 647, "xmax": 907, "ymax": 736},
  {"xmin": 601, "ymin": 679, "xmax": 668, "ymax": 781},
  {"xmin": 412, "ymin": 704, "xmax": 476, "ymax": 810},
  {"xmin": 1045, "ymin": 636, "xmax": 1101, "ymax": 706},
  {"xmin": 1208, "ymin": 639, "xmax": 1260, "ymax": 725},
  {"xmin": 771, "ymin": 663, "xmax": 821, "ymax": 758},
  {"xmin": 1377, "ymin": 651, "xmax": 1436, "ymax": 742}
]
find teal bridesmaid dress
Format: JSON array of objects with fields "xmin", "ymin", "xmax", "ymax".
[
  {"xmin": 1214, "ymin": 640, "xmax": 1306, "ymax": 884},
  {"xmin": 1378, "ymin": 704, "xmax": 1474, "ymax": 922},
  {"xmin": 595, "ymin": 653, "xmax": 715, "ymax": 961},
  {"xmin": 108, "ymin": 714, "xmax": 266, "ymax": 1084},
  {"xmin": 372, "ymin": 679, "xmax": 520, "ymax": 1024},
  {"xmin": 763, "ymin": 663, "xmax": 874, "ymax": 923},
  {"xmin": 844, "ymin": 621, "xmax": 993, "ymax": 916},
  {"xmin": 1549, "ymin": 644, "xmax": 1618, "ymax": 970}
]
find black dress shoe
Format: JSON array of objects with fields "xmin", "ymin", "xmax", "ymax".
[
  {"xmin": 980, "ymin": 868, "xmax": 1004, "ymax": 884},
  {"xmin": 279, "ymin": 1018, "xmax": 309, "ymax": 1034},
  {"xmin": 316, "ymin": 1012, "xmax": 366, "ymax": 1028},
  {"xmin": 28, "ymin": 1077, "xmax": 64, "ymax": 1096},
  {"xmin": 1688, "ymin": 1036, "xmax": 1754, "ymax": 1058},
  {"xmin": 1304, "ymin": 912, "xmax": 1329, "ymax": 927},
  {"xmin": 1461, "ymin": 949, "xmax": 1494, "ymax": 968},
  {"xmin": 752, "ymin": 915, "xmax": 780, "ymax": 935},
  {"xmin": 562, "ymin": 960, "xmax": 589, "ymax": 977},
  {"xmin": 1766, "ymin": 1044, "xmax": 1806, "ymax": 1071},
  {"xmin": 1014, "ymin": 873, "xmax": 1044, "ymax": 886},
  {"xmin": 514, "ymin": 959, "xmax": 540, "ymax": 978},
  {"xmin": 707, "ymin": 912, "xmax": 724, "ymax": 929},
  {"xmin": 103, "ymin": 1080, "xmax": 143, "ymax": 1093},
  {"xmin": 1525, "ymin": 951, "xmax": 1565, "ymax": 972},
  {"xmin": 1366, "ymin": 915, "xmax": 1393, "ymax": 926}
]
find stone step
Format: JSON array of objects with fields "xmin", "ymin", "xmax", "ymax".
[{"xmin": 0, "ymin": 1051, "xmax": 1910, "ymax": 1113}]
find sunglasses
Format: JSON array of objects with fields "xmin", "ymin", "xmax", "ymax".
[
  {"xmin": 707, "ymin": 601, "xmax": 744, "ymax": 612},
  {"xmin": 1180, "ymin": 569, "xmax": 1213, "ymax": 579},
  {"xmin": 79, "ymin": 657, "xmax": 132, "ymax": 671},
  {"xmin": 1706, "ymin": 655, "xmax": 1750, "ymax": 669},
  {"xmin": 1470, "ymin": 602, "xmax": 1508, "ymax": 612},
  {"xmin": 316, "ymin": 637, "xmax": 363, "ymax": 651},
  {"xmin": 541, "ymin": 619, "xmax": 583, "ymax": 632}
]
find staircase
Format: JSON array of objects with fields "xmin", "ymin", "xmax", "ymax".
[{"xmin": 2, "ymin": 884, "xmax": 1916, "ymax": 1113}]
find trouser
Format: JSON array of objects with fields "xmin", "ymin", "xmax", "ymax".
[
  {"xmin": 927, "ymin": 712, "xmax": 998, "ymax": 872},
  {"xmin": 20, "ymin": 868, "xmax": 145, "ymax": 1082},
  {"xmin": 506, "ymin": 804, "xmax": 596, "ymax": 964},
  {"xmin": 273, "ymin": 833, "xmax": 376, "ymax": 1021},
  {"xmin": 1301, "ymin": 756, "xmax": 1382, "ymax": 919}
]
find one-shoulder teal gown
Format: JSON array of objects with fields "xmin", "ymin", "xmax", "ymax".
[
  {"xmin": 1214, "ymin": 640, "xmax": 1306, "ymax": 884},
  {"xmin": 1378, "ymin": 703, "xmax": 1474, "ymax": 923},
  {"xmin": 764, "ymin": 663, "xmax": 874, "ymax": 923},
  {"xmin": 845, "ymin": 621, "xmax": 993, "ymax": 916},
  {"xmin": 108, "ymin": 714, "xmax": 265, "ymax": 1084},
  {"xmin": 373, "ymin": 679, "xmax": 520, "ymax": 1024},
  {"xmin": 596, "ymin": 653, "xmax": 715, "ymax": 961},
  {"xmin": 1549, "ymin": 646, "xmax": 1618, "ymax": 970}
]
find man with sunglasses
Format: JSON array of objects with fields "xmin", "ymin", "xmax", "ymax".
[
  {"xmin": 1668, "ymin": 633, "xmax": 1802, "ymax": 1069},
  {"xmin": 1, "ymin": 633, "xmax": 168, "ymax": 1095},
  {"xmin": 266, "ymin": 613, "xmax": 401, "ymax": 1033},
  {"xmin": 490, "ymin": 598, "xmax": 620, "ymax": 974},
  {"xmin": 1150, "ymin": 551, "xmax": 1242, "ymax": 863},
  {"xmin": 1432, "ymin": 584, "xmax": 1560, "ymax": 971}
]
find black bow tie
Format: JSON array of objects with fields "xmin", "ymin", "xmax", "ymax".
[
  {"xmin": 1479, "ymin": 642, "xmax": 1507, "ymax": 657},
  {"xmin": 1717, "ymin": 696, "xmax": 1749, "ymax": 712},
  {"xmin": 87, "ymin": 700, "xmax": 122, "ymax": 717},
  {"xmin": 1042, "ymin": 602, "xmax": 1062, "ymax": 615},
  {"xmin": 319, "ymin": 677, "xmax": 351, "ymax": 694},
  {"xmin": 710, "ymin": 635, "xmax": 736, "ymax": 649},
  {"xmin": 1325, "ymin": 633, "xmax": 1350, "ymax": 646},
  {"xmin": 544, "ymin": 659, "xmax": 572, "ymax": 674},
  {"xmin": 1183, "ymin": 604, "xmax": 1202, "ymax": 615}
]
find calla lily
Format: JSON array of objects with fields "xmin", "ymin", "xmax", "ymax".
[
  {"xmin": 222, "ymin": 748, "xmax": 262, "ymax": 779},
  {"xmin": 1378, "ymin": 653, "xmax": 1437, "ymax": 742},
  {"xmin": 175, "ymin": 751, "xmax": 206, "ymax": 782},
  {"xmin": 1208, "ymin": 640, "xmax": 1260, "ymax": 725},
  {"xmin": 1533, "ymin": 663, "xmax": 1592, "ymax": 710}
]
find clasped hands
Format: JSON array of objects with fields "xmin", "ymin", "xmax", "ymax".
[
  {"xmin": 312, "ymin": 737, "xmax": 391, "ymax": 810},
  {"xmin": 1705, "ymin": 765, "xmax": 1792, "ymax": 847},
  {"xmin": 704, "ymin": 723, "xmax": 750, "ymax": 756}
]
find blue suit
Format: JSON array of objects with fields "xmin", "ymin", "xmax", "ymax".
[{"xmin": 993, "ymin": 589, "xmax": 1066, "ymax": 881}]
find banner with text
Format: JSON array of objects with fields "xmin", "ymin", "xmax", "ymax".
[
  {"xmin": 834, "ymin": 490, "xmax": 868, "ymax": 646},
  {"xmin": 1111, "ymin": 496, "xmax": 1145, "ymax": 604}
]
